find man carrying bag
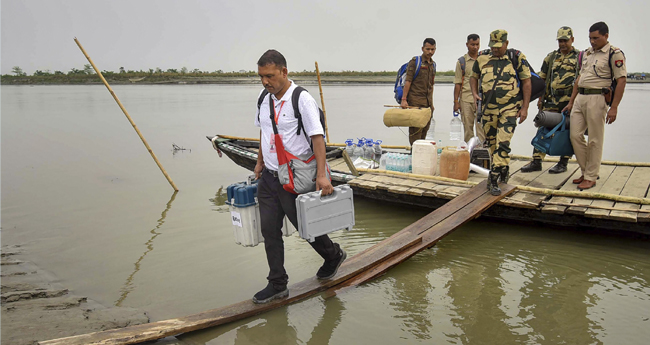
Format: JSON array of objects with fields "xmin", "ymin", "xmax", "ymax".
[{"xmin": 252, "ymin": 50, "xmax": 346, "ymax": 304}]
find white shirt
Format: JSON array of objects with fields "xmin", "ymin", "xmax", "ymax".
[{"xmin": 254, "ymin": 80, "xmax": 324, "ymax": 171}]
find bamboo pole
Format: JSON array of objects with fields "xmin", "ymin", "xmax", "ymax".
[
  {"xmin": 541, "ymin": 201, "xmax": 650, "ymax": 213},
  {"xmin": 509, "ymin": 154, "xmax": 650, "ymax": 167},
  {"xmin": 315, "ymin": 62, "xmax": 330, "ymax": 143},
  {"xmin": 74, "ymin": 38, "xmax": 178, "ymax": 191},
  {"xmin": 216, "ymin": 135, "xmax": 412, "ymax": 150}
]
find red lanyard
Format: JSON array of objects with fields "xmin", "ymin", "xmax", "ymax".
[{"xmin": 272, "ymin": 100, "xmax": 285, "ymax": 124}]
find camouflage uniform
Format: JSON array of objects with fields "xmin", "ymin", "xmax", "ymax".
[
  {"xmin": 532, "ymin": 27, "xmax": 580, "ymax": 162},
  {"xmin": 471, "ymin": 30, "xmax": 531, "ymax": 180}
]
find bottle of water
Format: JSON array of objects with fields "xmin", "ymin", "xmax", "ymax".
[
  {"xmin": 379, "ymin": 153, "xmax": 387, "ymax": 170},
  {"xmin": 353, "ymin": 138, "xmax": 365, "ymax": 163},
  {"xmin": 425, "ymin": 117, "xmax": 436, "ymax": 141},
  {"xmin": 373, "ymin": 140, "xmax": 383, "ymax": 168},
  {"xmin": 386, "ymin": 153, "xmax": 394, "ymax": 171},
  {"xmin": 450, "ymin": 111, "xmax": 463, "ymax": 143},
  {"xmin": 364, "ymin": 139, "xmax": 374, "ymax": 161},
  {"xmin": 437, "ymin": 139, "xmax": 443, "ymax": 157},
  {"xmin": 407, "ymin": 154, "xmax": 412, "ymax": 173},
  {"xmin": 345, "ymin": 139, "xmax": 355, "ymax": 160}
]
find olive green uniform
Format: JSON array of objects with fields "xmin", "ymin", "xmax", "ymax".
[
  {"xmin": 405, "ymin": 56, "xmax": 436, "ymax": 144},
  {"xmin": 533, "ymin": 47, "xmax": 580, "ymax": 160},
  {"xmin": 471, "ymin": 51, "xmax": 531, "ymax": 171}
]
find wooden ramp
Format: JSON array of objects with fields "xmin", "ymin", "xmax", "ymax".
[{"xmin": 40, "ymin": 181, "xmax": 515, "ymax": 345}]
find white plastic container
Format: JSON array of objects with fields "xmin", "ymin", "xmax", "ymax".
[{"xmin": 411, "ymin": 139, "xmax": 438, "ymax": 176}]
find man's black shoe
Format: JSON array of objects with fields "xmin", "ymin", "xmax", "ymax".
[
  {"xmin": 252, "ymin": 283, "xmax": 288, "ymax": 304},
  {"xmin": 549, "ymin": 157, "xmax": 569, "ymax": 174},
  {"xmin": 317, "ymin": 249, "xmax": 347, "ymax": 280},
  {"xmin": 521, "ymin": 159, "xmax": 542, "ymax": 173}
]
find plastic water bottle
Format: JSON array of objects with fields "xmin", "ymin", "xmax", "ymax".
[
  {"xmin": 364, "ymin": 139, "xmax": 374, "ymax": 161},
  {"xmin": 373, "ymin": 140, "xmax": 383, "ymax": 168},
  {"xmin": 437, "ymin": 139, "xmax": 443, "ymax": 157},
  {"xmin": 386, "ymin": 153, "xmax": 394, "ymax": 171},
  {"xmin": 353, "ymin": 138, "xmax": 365, "ymax": 162},
  {"xmin": 450, "ymin": 111, "xmax": 463, "ymax": 143},
  {"xmin": 379, "ymin": 153, "xmax": 387, "ymax": 170},
  {"xmin": 345, "ymin": 139, "xmax": 355, "ymax": 159},
  {"xmin": 407, "ymin": 155, "xmax": 412, "ymax": 173},
  {"xmin": 425, "ymin": 117, "xmax": 436, "ymax": 141}
]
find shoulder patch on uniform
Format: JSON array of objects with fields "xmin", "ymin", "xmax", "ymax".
[{"xmin": 615, "ymin": 60, "xmax": 624, "ymax": 68}]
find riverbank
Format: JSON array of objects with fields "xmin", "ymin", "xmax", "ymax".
[
  {"xmin": 1, "ymin": 244, "xmax": 149, "ymax": 345},
  {"xmin": 4, "ymin": 74, "xmax": 649, "ymax": 86}
]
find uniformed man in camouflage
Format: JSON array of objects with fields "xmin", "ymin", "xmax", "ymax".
[
  {"xmin": 401, "ymin": 38, "xmax": 437, "ymax": 145},
  {"xmin": 563, "ymin": 22, "xmax": 626, "ymax": 190},
  {"xmin": 470, "ymin": 29, "xmax": 532, "ymax": 195},
  {"xmin": 521, "ymin": 26, "xmax": 580, "ymax": 174}
]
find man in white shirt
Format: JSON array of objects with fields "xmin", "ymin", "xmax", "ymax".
[{"xmin": 252, "ymin": 50, "xmax": 346, "ymax": 304}]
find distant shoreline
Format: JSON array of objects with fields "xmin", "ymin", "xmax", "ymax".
[{"xmin": 2, "ymin": 75, "xmax": 648, "ymax": 85}]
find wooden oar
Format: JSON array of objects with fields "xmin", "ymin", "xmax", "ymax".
[
  {"xmin": 315, "ymin": 62, "xmax": 330, "ymax": 143},
  {"xmin": 383, "ymin": 104, "xmax": 429, "ymax": 109},
  {"xmin": 74, "ymin": 38, "xmax": 178, "ymax": 191}
]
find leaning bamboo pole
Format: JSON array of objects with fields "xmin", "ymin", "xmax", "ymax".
[
  {"xmin": 510, "ymin": 154, "xmax": 650, "ymax": 167},
  {"xmin": 74, "ymin": 38, "xmax": 178, "ymax": 191},
  {"xmin": 315, "ymin": 62, "xmax": 330, "ymax": 143}
]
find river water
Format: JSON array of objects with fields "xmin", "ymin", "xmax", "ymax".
[{"xmin": 2, "ymin": 84, "xmax": 650, "ymax": 344}]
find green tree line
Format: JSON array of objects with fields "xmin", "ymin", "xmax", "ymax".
[{"xmin": 2, "ymin": 65, "xmax": 457, "ymax": 84}]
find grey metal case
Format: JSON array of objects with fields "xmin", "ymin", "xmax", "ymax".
[{"xmin": 295, "ymin": 184, "xmax": 355, "ymax": 242}]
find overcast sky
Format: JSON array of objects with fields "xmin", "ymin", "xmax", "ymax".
[{"xmin": 2, "ymin": 0, "xmax": 648, "ymax": 75}]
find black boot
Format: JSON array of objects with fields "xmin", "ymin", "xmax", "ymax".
[
  {"xmin": 549, "ymin": 157, "xmax": 569, "ymax": 174},
  {"xmin": 488, "ymin": 170, "xmax": 501, "ymax": 196},
  {"xmin": 521, "ymin": 159, "xmax": 542, "ymax": 173},
  {"xmin": 499, "ymin": 166, "xmax": 510, "ymax": 183}
]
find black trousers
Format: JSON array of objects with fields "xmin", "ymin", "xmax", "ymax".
[{"xmin": 258, "ymin": 168, "xmax": 340, "ymax": 289}]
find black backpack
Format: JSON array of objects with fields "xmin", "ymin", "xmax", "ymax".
[
  {"xmin": 478, "ymin": 48, "xmax": 545, "ymax": 102},
  {"xmin": 257, "ymin": 86, "xmax": 326, "ymax": 143}
]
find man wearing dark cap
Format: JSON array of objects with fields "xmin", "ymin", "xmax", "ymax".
[
  {"xmin": 470, "ymin": 29, "xmax": 532, "ymax": 195},
  {"xmin": 521, "ymin": 26, "xmax": 580, "ymax": 174}
]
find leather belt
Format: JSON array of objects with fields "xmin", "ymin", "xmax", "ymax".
[
  {"xmin": 264, "ymin": 167, "xmax": 278, "ymax": 177},
  {"xmin": 552, "ymin": 88, "xmax": 572, "ymax": 96},
  {"xmin": 578, "ymin": 87, "xmax": 606, "ymax": 95}
]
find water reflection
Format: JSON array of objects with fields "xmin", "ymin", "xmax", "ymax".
[
  {"xmin": 175, "ymin": 295, "xmax": 345, "ymax": 344},
  {"xmin": 115, "ymin": 191, "xmax": 178, "ymax": 306},
  {"xmin": 209, "ymin": 186, "xmax": 228, "ymax": 212}
]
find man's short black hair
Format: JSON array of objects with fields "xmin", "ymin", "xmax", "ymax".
[
  {"xmin": 589, "ymin": 22, "xmax": 609, "ymax": 35},
  {"xmin": 467, "ymin": 34, "xmax": 479, "ymax": 42},
  {"xmin": 257, "ymin": 49, "xmax": 287, "ymax": 68},
  {"xmin": 423, "ymin": 38, "xmax": 436, "ymax": 47}
]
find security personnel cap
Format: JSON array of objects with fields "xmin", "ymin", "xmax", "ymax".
[
  {"xmin": 489, "ymin": 30, "xmax": 508, "ymax": 48},
  {"xmin": 557, "ymin": 26, "xmax": 573, "ymax": 40}
]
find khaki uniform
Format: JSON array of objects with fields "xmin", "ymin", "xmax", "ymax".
[
  {"xmin": 405, "ymin": 56, "xmax": 436, "ymax": 144},
  {"xmin": 533, "ymin": 47, "xmax": 580, "ymax": 160},
  {"xmin": 570, "ymin": 43, "xmax": 626, "ymax": 181},
  {"xmin": 471, "ymin": 51, "xmax": 531, "ymax": 170},
  {"xmin": 454, "ymin": 54, "xmax": 485, "ymax": 143}
]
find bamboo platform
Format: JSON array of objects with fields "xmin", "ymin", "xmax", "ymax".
[{"xmin": 330, "ymin": 156, "xmax": 650, "ymax": 226}]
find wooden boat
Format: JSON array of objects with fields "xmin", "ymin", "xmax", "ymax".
[{"xmin": 212, "ymin": 136, "xmax": 650, "ymax": 235}]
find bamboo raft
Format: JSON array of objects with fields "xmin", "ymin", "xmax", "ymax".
[{"xmin": 214, "ymin": 136, "xmax": 650, "ymax": 235}]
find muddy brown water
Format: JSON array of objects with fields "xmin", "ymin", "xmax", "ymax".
[{"xmin": 2, "ymin": 84, "xmax": 650, "ymax": 344}]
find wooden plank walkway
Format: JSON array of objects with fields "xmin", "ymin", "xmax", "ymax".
[{"xmin": 40, "ymin": 181, "xmax": 514, "ymax": 345}]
